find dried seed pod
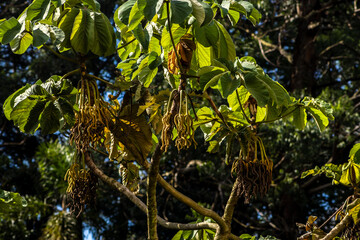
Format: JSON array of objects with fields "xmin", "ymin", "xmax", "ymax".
[
  {"xmin": 168, "ymin": 34, "xmax": 196, "ymax": 74},
  {"xmin": 233, "ymin": 134, "xmax": 273, "ymax": 203},
  {"xmin": 161, "ymin": 90, "xmax": 197, "ymax": 152},
  {"xmin": 65, "ymin": 160, "xmax": 98, "ymax": 217}
]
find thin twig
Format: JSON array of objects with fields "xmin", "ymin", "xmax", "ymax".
[
  {"xmin": 43, "ymin": 45, "xmax": 77, "ymax": 63},
  {"xmin": 61, "ymin": 68, "xmax": 80, "ymax": 80},
  {"xmin": 86, "ymin": 73, "xmax": 115, "ymax": 88},
  {"xmin": 116, "ymin": 38, "xmax": 136, "ymax": 51},
  {"xmin": 186, "ymin": 93, "xmax": 198, "ymax": 121},
  {"xmin": 236, "ymin": 89, "xmax": 251, "ymax": 124},
  {"xmin": 166, "ymin": 0, "xmax": 184, "ymax": 74},
  {"xmin": 204, "ymin": 91, "xmax": 231, "ymax": 130},
  {"xmin": 257, "ymin": 39, "xmax": 277, "ymax": 67}
]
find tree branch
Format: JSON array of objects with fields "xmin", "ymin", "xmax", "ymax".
[
  {"xmin": 83, "ymin": 152, "xmax": 218, "ymax": 231},
  {"xmin": 43, "ymin": 45, "xmax": 77, "ymax": 64},
  {"xmin": 223, "ymin": 178, "xmax": 240, "ymax": 225},
  {"xmin": 86, "ymin": 73, "xmax": 115, "ymax": 88},
  {"xmin": 147, "ymin": 144, "xmax": 163, "ymax": 240},
  {"xmin": 236, "ymin": 26, "xmax": 293, "ymax": 64},
  {"xmin": 156, "ymin": 175, "xmax": 230, "ymax": 234},
  {"xmin": 319, "ymin": 214, "xmax": 352, "ymax": 240}
]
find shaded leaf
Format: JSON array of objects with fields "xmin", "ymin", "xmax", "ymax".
[
  {"xmin": 171, "ymin": 0, "xmax": 192, "ymax": 24},
  {"xmin": 10, "ymin": 98, "xmax": 46, "ymax": 134},
  {"xmin": 39, "ymin": 101, "xmax": 61, "ymax": 134}
]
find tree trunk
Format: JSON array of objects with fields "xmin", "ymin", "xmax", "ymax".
[{"xmin": 291, "ymin": 0, "xmax": 321, "ymax": 94}]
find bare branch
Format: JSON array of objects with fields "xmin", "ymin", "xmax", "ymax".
[
  {"xmin": 319, "ymin": 40, "xmax": 344, "ymax": 56},
  {"xmin": 147, "ymin": 144, "xmax": 163, "ymax": 240},
  {"xmin": 156, "ymin": 175, "xmax": 230, "ymax": 233},
  {"xmin": 223, "ymin": 178, "xmax": 241, "ymax": 225},
  {"xmin": 43, "ymin": 45, "xmax": 77, "ymax": 64},
  {"xmin": 236, "ymin": 26, "xmax": 293, "ymax": 64},
  {"xmin": 320, "ymin": 214, "xmax": 352, "ymax": 240},
  {"xmin": 83, "ymin": 152, "xmax": 218, "ymax": 231},
  {"xmin": 257, "ymin": 39, "xmax": 277, "ymax": 67}
]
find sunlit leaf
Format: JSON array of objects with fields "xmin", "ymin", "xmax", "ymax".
[
  {"xmin": 189, "ymin": 0, "xmax": 213, "ymax": 26},
  {"xmin": 10, "ymin": 31, "xmax": 33, "ymax": 54},
  {"xmin": 0, "ymin": 17, "xmax": 21, "ymax": 44}
]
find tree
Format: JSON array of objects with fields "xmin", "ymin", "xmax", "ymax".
[{"xmin": 0, "ymin": 0, "xmax": 358, "ymax": 239}]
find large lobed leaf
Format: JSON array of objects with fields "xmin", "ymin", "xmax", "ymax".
[
  {"xmin": 58, "ymin": 8, "xmax": 116, "ymax": 56},
  {"xmin": 3, "ymin": 76, "xmax": 77, "ymax": 135}
]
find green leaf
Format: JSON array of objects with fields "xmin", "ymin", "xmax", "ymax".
[
  {"xmin": 216, "ymin": 72, "xmax": 241, "ymax": 98},
  {"xmin": 161, "ymin": 23, "xmax": 186, "ymax": 51},
  {"xmin": 195, "ymin": 41, "xmax": 212, "ymax": 67},
  {"xmin": 303, "ymin": 97, "xmax": 334, "ymax": 120},
  {"xmin": 142, "ymin": 0, "xmax": 164, "ymax": 20},
  {"xmin": 292, "ymin": 106, "xmax": 307, "ymax": 130},
  {"xmin": 10, "ymin": 31, "xmax": 33, "ymax": 54},
  {"xmin": 244, "ymin": 72, "xmax": 291, "ymax": 108},
  {"xmin": 219, "ymin": 0, "xmax": 230, "ymax": 18},
  {"xmin": 117, "ymin": 38, "xmax": 140, "ymax": 60},
  {"xmin": 228, "ymin": 9, "xmax": 240, "ymax": 25},
  {"xmin": 305, "ymin": 107, "xmax": 329, "ymax": 132},
  {"xmin": 0, "ymin": 17, "xmax": 21, "ymax": 44},
  {"xmin": 171, "ymin": 0, "xmax": 192, "ymax": 24},
  {"xmin": 14, "ymin": 83, "xmax": 49, "ymax": 105},
  {"xmin": 239, "ymin": 234, "xmax": 256, "ymax": 240},
  {"xmin": 350, "ymin": 143, "xmax": 360, "ymax": 164},
  {"xmin": 301, "ymin": 163, "xmax": 347, "ymax": 186},
  {"xmin": 3, "ymin": 84, "xmax": 30, "ymax": 120},
  {"xmin": 55, "ymin": 97, "xmax": 76, "ymax": 127},
  {"xmin": 229, "ymin": 2, "xmax": 246, "ymax": 16},
  {"xmin": 139, "ymin": 66, "xmax": 158, "ymax": 87},
  {"xmin": 227, "ymin": 85, "xmax": 250, "ymax": 112},
  {"xmin": 58, "ymin": 8, "xmax": 80, "ymax": 51},
  {"xmin": 350, "ymin": 203, "xmax": 360, "ymax": 225},
  {"xmin": 198, "ymin": 66, "xmax": 226, "ymax": 90},
  {"xmin": 172, "ymin": 230, "xmax": 184, "ymax": 240},
  {"xmin": 189, "ymin": 0, "xmax": 213, "ymax": 26},
  {"xmin": 92, "ymin": 12, "xmax": 116, "ymax": 56},
  {"xmin": 116, "ymin": 0, "xmax": 137, "ymax": 25},
  {"xmin": 194, "ymin": 20, "xmax": 219, "ymax": 47},
  {"xmin": 70, "ymin": 9, "xmax": 94, "ymax": 54},
  {"xmin": 148, "ymin": 52, "xmax": 162, "ymax": 70},
  {"xmin": 237, "ymin": 1, "xmax": 261, "ymax": 25},
  {"xmin": 10, "ymin": 99, "xmax": 46, "ymax": 134},
  {"xmin": 132, "ymin": 24, "xmax": 150, "ymax": 51},
  {"xmin": 23, "ymin": 0, "xmax": 52, "ymax": 21},
  {"xmin": 81, "ymin": 0, "xmax": 100, "ymax": 11},
  {"xmin": 0, "ymin": 189, "xmax": 27, "ymax": 213},
  {"xmin": 51, "ymin": 0, "xmax": 66, "ymax": 7},
  {"xmin": 33, "ymin": 23, "xmax": 51, "ymax": 48},
  {"xmin": 215, "ymin": 20, "xmax": 235, "ymax": 61},
  {"xmin": 39, "ymin": 101, "xmax": 61, "ymax": 134},
  {"xmin": 128, "ymin": 1, "xmax": 145, "ymax": 31}
]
